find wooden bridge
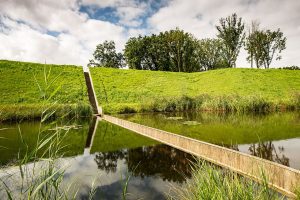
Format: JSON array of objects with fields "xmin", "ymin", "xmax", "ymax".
[{"xmin": 83, "ymin": 67, "xmax": 300, "ymax": 198}]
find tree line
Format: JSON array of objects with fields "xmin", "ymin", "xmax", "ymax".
[{"xmin": 89, "ymin": 13, "xmax": 287, "ymax": 72}]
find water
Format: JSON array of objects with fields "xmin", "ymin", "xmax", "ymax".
[
  {"xmin": 117, "ymin": 112, "xmax": 300, "ymax": 169},
  {"xmin": 0, "ymin": 112, "xmax": 299, "ymax": 199}
]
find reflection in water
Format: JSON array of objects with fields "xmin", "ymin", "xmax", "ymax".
[
  {"xmin": 119, "ymin": 112, "xmax": 300, "ymax": 168},
  {"xmin": 249, "ymin": 142, "xmax": 289, "ymax": 166},
  {"xmin": 221, "ymin": 141, "xmax": 290, "ymax": 167},
  {"xmin": 1, "ymin": 112, "xmax": 300, "ymax": 199},
  {"xmin": 127, "ymin": 145, "xmax": 195, "ymax": 183},
  {"xmin": 94, "ymin": 144, "xmax": 195, "ymax": 183},
  {"xmin": 95, "ymin": 150, "xmax": 127, "ymax": 173}
]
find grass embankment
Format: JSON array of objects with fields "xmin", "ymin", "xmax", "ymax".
[
  {"xmin": 0, "ymin": 60, "xmax": 91, "ymax": 121},
  {"xmin": 1, "ymin": 60, "xmax": 300, "ymax": 120},
  {"xmin": 90, "ymin": 67, "xmax": 300, "ymax": 114}
]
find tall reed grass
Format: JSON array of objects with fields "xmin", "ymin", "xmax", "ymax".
[
  {"xmin": 0, "ymin": 103, "xmax": 92, "ymax": 121},
  {"xmin": 168, "ymin": 160, "xmax": 285, "ymax": 200},
  {"xmin": 102, "ymin": 94, "xmax": 299, "ymax": 114}
]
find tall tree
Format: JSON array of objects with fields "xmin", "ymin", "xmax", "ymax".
[
  {"xmin": 124, "ymin": 35, "xmax": 170, "ymax": 71},
  {"xmin": 124, "ymin": 29, "xmax": 199, "ymax": 72},
  {"xmin": 261, "ymin": 29, "xmax": 286, "ymax": 69},
  {"xmin": 197, "ymin": 38, "xmax": 225, "ymax": 71},
  {"xmin": 245, "ymin": 29, "xmax": 286, "ymax": 69},
  {"xmin": 245, "ymin": 29, "xmax": 265, "ymax": 68},
  {"xmin": 163, "ymin": 28, "xmax": 199, "ymax": 72},
  {"xmin": 216, "ymin": 13, "xmax": 245, "ymax": 68},
  {"xmin": 246, "ymin": 21, "xmax": 260, "ymax": 68},
  {"xmin": 124, "ymin": 36, "xmax": 145, "ymax": 70},
  {"xmin": 89, "ymin": 40, "xmax": 123, "ymax": 68}
]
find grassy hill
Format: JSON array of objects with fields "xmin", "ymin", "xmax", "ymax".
[
  {"xmin": 90, "ymin": 67, "xmax": 300, "ymax": 113},
  {"xmin": 0, "ymin": 60, "xmax": 90, "ymax": 121},
  {"xmin": 0, "ymin": 60, "xmax": 299, "ymax": 120}
]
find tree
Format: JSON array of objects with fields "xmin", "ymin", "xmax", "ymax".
[
  {"xmin": 124, "ymin": 36, "xmax": 145, "ymax": 70},
  {"xmin": 124, "ymin": 29, "xmax": 199, "ymax": 72},
  {"xmin": 245, "ymin": 29, "xmax": 286, "ymax": 69},
  {"xmin": 89, "ymin": 40, "xmax": 123, "ymax": 68},
  {"xmin": 197, "ymin": 38, "xmax": 225, "ymax": 71},
  {"xmin": 163, "ymin": 28, "xmax": 199, "ymax": 72},
  {"xmin": 260, "ymin": 29, "xmax": 286, "ymax": 69},
  {"xmin": 245, "ymin": 29, "xmax": 264, "ymax": 69},
  {"xmin": 245, "ymin": 21, "xmax": 260, "ymax": 68},
  {"xmin": 216, "ymin": 13, "xmax": 245, "ymax": 68},
  {"xmin": 124, "ymin": 34, "xmax": 170, "ymax": 71}
]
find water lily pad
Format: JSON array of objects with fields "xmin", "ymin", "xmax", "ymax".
[
  {"xmin": 166, "ymin": 117, "xmax": 183, "ymax": 120},
  {"xmin": 182, "ymin": 121, "xmax": 201, "ymax": 125}
]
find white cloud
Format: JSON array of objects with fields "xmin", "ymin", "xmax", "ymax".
[
  {"xmin": 0, "ymin": 17, "xmax": 89, "ymax": 65},
  {"xmin": 116, "ymin": 5, "xmax": 146, "ymax": 27},
  {"xmin": 149, "ymin": 0, "xmax": 300, "ymax": 67},
  {"xmin": 81, "ymin": 0, "xmax": 147, "ymax": 27},
  {"xmin": 0, "ymin": 0, "xmax": 126, "ymax": 66},
  {"xmin": 0, "ymin": 0, "xmax": 299, "ymax": 67}
]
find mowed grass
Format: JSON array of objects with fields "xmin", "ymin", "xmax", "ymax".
[
  {"xmin": 1, "ymin": 60, "xmax": 300, "ymax": 120},
  {"xmin": 0, "ymin": 60, "xmax": 90, "ymax": 121},
  {"xmin": 90, "ymin": 67, "xmax": 300, "ymax": 113}
]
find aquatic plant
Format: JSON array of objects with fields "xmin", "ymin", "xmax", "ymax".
[{"xmin": 167, "ymin": 160, "xmax": 285, "ymax": 200}]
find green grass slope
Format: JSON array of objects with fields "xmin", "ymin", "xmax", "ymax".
[
  {"xmin": 0, "ymin": 60, "xmax": 90, "ymax": 120},
  {"xmin": 1, "ymin": 60, "xmax": 299, "ymax": 120},
  {"xmin": 90, "ymin": 67, "xmax": 300, "ymax": 113}
]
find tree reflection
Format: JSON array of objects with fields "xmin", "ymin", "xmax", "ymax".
[
  {"xmin": 94, "ymin": 144, "xmax": 195, "ymax": 183},
  {"xmin": 249, "ymin": 141, "xmax": 289, "ymax": 166},
  {"xmin": 94, "ymin": 150, "xmax": 127, "ymax": 173},
  {"xmin": 127, "ymin": 144, "xmax": 195, "ymax": 183}
]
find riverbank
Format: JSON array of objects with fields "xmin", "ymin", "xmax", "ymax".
[{"xmin": 0, "ymin": 103, "xmax": 91, "ymax": 121}]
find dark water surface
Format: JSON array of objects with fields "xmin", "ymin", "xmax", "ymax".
[{"xmin": 0, "ymin": 112, "xmax": 299, "ymax": 199}]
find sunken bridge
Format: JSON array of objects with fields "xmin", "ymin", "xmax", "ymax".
[{"xmin": 83, "ymin": 66, "xmax": 300, "ymax": 198}]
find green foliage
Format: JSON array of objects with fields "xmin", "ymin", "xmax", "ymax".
[
  {"xmin": 124, "ymin": 28, "xmax": 199, "ymax": 72},
  {"xmin": 163, "ymin": 28, "xmax": 199, "ymax": 72},
  {"xmin": 89, "ymin": 40, "xmax": 123, "ymax": 68},
  {"xmin": 124, "ymin": 36, "xmax": 146, "ymax": 70},
  {"xmin": 90, "ymin": 67, "xmax": 300, "ymax": 114},
  {"xmin": 245, "ymin": 29, "xmax": 286, "ymax": 69},
  {"xmin": 216, "ymin": 13, "xmax": 245, "ymax": 68},
  {"xmin": 168, "ymin": 160, "xmax": 284, "ymax": 200},
  {"xmin": 197, "ymin": 38, "xmax": 226, "ymax": 70},
  {"xmin": 0, "ymin": 111, "xmax": 78, "ymax": 199},
  {"xmin": 280, "ymin": 66, "xmax": 300, "ymax": 70}
]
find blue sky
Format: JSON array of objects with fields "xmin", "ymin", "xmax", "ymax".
[{"xmin": 0, "ymin": 0, "xmax": 299, "ymax": 67}]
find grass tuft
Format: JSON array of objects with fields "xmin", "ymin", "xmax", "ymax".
[{"xmin": 168, "ymin": 160, "xmax": 284, "ymax": 200}]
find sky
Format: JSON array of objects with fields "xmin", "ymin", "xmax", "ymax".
[{"xmin": 0, "ymin": 0, "xmax": 299, "ymax": 67}]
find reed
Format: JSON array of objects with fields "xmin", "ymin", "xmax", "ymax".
[
  {"xmin": 168, "ymin": 160, "xmax": 285, "ymax": 200},
  {"xmin": 101, "ymin": 94, "xmax": 298, "ymax": 114}
]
